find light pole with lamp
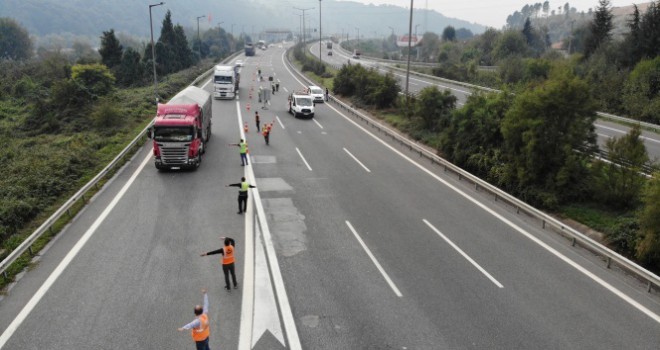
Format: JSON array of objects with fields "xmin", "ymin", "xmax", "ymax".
[
  {"xmin": 149, "ymin": 1, "xmax": 165, "ymax": 104},
  {"xmin": 319, "ymin": 0, "xmax": 322, "ymax": 66},
  {"xmin": 355, "ymin": 27, "xmax": 359, "ymax": 53},
  {"xmin": 414, "ymin": 24, "xmax": 420, "ymax": 61},
  {"xmin": 196, "ymin": 15, "xmax": 205, "ymax": 59},
  {"xmin": 405, "ymin": 0, "xmax": 414, "ymax": 114},
  {"xmin": 294, "ymin": 7, "xmax": 314, "ymax": 46},
  {"xmin": 231, "ymin": 23, "xmax": 235, "ymax": 51}
]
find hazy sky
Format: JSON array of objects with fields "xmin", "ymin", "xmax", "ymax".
[{"xmin": 341, "ymin": 0, "xmax": 640, "ymax": 28}]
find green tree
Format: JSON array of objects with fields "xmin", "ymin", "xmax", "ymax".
[
  {"xmin": 99, "ymin": 29, "xmax": 123, "ymax": 68},
  {"xmin": 116, "ymin": 47, "xmax": 143, "ymax": 86},
  {"xmin": 622, "ymin": 57, "xmax": 660, "ymax": 123},
  {"xmin": 441, "ymin": 91, "xmax": 512, "ymax": 177},
  {"xmin": 522, "ymin": 18, "xmax": 534, "ymax": 45},
  {"xmin": 499, "ymin": 73, "xmax": 597, "ymax": 207},
  {"xmin": 414, "ymin": 86, "xmax": 456, "ymax": 131},
  {"xmin": 636, "ymin": 173, "xmax": 660, "ymax": 269},
  {"xmin": 442, "ymin": 26, "xmax": 456, "ymax": 42},
  {"xmin": 71, "ymin": 63, "xmax": 115, "ymax": 98},
  {"xmin": 584, "ymin": 0, "xmax": 613, "ymax": 57},
  {"xmin": 0, "ymin": 17, "xmax": 33, "ymax": 60},
  {"xmin": 638, "ymin": 1, "xmax": 660, "ymax": 61},
  {"xmin": 592, "ymin": 124, "xmax": 648, "ymax": 209},
  {"xmin": 492, "ymin": 30, "xmax": 528, "ymax": 61}
]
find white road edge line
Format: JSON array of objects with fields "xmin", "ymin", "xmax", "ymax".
[
  {"xmin": 343, "ymin": 148, "xmax": 371, "ymax": 173},
  {"xmin": 276, "ymin": 116, "xmax": 285, "ymax": 129},
  {"xmin": 236, "ymin": 101, "xmax": 302, "ymax": 350},
  {"xmin": 0, "ymin": 152, "xmax": 153, "ymax": 349},
  {"xmin": 283, "ymin": 58, "xmax": 660, "ymax": 323},
  {"xmin": 313, "ymin": 119, "xmax": 324, "ymax": 129},
  {"xmin": 345, "ymin": 221, "xmax": 402, "ymax": 297},
  {"xmin": 237, "ymin": 101, "xmax": 256, "ymax": 350},
  {"xmin": 295, "ymin": 147, "xmax": 313, "ymax": 171},
  {"xmin": 423, "ymin": 219, "xmax": 503, "ymax": 288},
  {"xmin": 595, "ymin": 123, "xmax": 660, "ymax": 144}
]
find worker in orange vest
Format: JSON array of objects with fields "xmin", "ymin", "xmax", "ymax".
[
  {"xmin": 201, "ymin": 237, "xmax": 238, "ymax": 291},
  {"xmin": 177, "ymin": 288, "xmax": 211, "ymax": 350}
]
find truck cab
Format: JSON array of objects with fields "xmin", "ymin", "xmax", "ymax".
[
  {"xmin": 213, "ymin": 65, "xmax": 239, "ymax": 99},
  {"xmin": 287, "ymin": 91, "xmax": 315, "ymax": 118}
]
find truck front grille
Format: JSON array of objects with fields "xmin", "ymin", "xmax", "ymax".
[{"xmin": 159, "ymin": 143, "xmax": 189, "ymax": 165}]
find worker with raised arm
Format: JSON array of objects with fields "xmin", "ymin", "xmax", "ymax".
[
  {"xmin": 229, "ymin": 139, "xmax": 249, "ymax": 166},
  {"xmin": 226, "ymin": 177, "xmax": 256, "ymax": 214},
  {"xmin": 201, "ymin": 237, "xmax": 238, "ymax": 291},
  {"xmin": 177, "ymin": 288, "xmax": 211, "ymax": 350}
]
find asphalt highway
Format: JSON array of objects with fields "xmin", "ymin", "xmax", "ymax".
[
  {"xmin": 313, "ymin": 43, "xmax": 660, "ymax": 162},
  {"xmin": 0, "ymin": 43, "xmax": 658, "ymax": 350}
]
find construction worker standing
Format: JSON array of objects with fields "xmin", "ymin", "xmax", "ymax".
[
  {"xmin": 201, "ymin": 237, "xmax": 238, "ymax": 291},
  {"xmin": 226, "ymin": 177, "xmax": 256, "ymax": 214},
  {"xmin": 177, "ymin": 288, "xmax": 211, "ymax": 350},
  {"xmin": 255, "ymin": 111, "xmax": 260, "ymax": 131},
  {"xmin": 262, "ymin": 124, "xmax": 270, "ymax": 145},
  {"xmin": 230, "ymin": 139, "xmax": 249, "ymax": 166}
]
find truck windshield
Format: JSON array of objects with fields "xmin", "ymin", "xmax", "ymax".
[
  {"xmin": 214, "ymin": 75, "xmax": 232, "ymax": 84},
  {"xmin": 296, "ymin": 98, "xmax": 313, "ymax": 107},
  {"xmin": 153, "ymin": 126, "xmax": 194, "ymax": 142},
  {"xmin": 311, "ymin": 88, "xmax": 323, "ymax": 95}
]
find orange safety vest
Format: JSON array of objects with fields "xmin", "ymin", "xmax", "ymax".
[
  {"xmin": 191, "ymin": 314, "xmax": 210, "ymax": 342},
  {"xmin": 222, "ymin": 244, "xmax": 235, "ymax": 265}
]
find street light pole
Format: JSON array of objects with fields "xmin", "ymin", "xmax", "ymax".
[
  {"xmin": 415, "ymin": 24, "xmax": 420, "ymax": 61},
  {"xmin": 149, "ymin": 2, "xmax": 165, "ymax": 104},
  {"xmin": 355, "ymin": 27, "xmax": 359, "ymax": 52},
  {"xmin": 319, "ymin": 0, "xmax": 322, "ymax": 66},
  {"xmin": 196, "ymin": 15, "xmax": 205, "ymax": 59},
  {"xmin": 294, "ymin": 7, "xmax": 314, "ymax": 46},
  {"xmin": 405, "ymin": 0, "xmax": 414, "ymax": 112},
  {"xmin": 231, "ymin": 23, "xmax": 235, "ymax": 51}
]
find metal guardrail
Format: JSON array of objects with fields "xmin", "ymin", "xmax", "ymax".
[
  {"xmin": 0, "ymin": 52, "xmax": 243, "ymax": 279},
  {"xmin": 285, "ymin": 47, "xmax": 660, "ymax": 294}
]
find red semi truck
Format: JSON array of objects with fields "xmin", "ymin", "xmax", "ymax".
[{"xmin": 149, "ymin": 86, "xmax": 212, "ymax": 170}]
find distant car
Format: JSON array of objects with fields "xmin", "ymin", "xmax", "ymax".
[
  {"xmin": 327, "ymin": 51, "xmax": 333, "ymax": 56},
  {"xmin": 235, "ymin": 60, "xmax": 243, "ymax": 67},
  {"xmin": 308, "ymin": 85, "xmax": 325, "ymax": 103}
]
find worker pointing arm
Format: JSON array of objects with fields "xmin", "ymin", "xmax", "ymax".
[
  {"xmin": 177, "ymin": 289, "xmax": 211, "ymax": 348},
  {"xmin": 201, "ymin": 237, "xmax": 239, "ymax": 291}
]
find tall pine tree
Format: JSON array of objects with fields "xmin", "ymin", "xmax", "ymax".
[
  {"xmin": 584, "ymin": 0, "xmax": 613, "ymax": 57},
  {"xmin": 99, "ymin": 29, "xmax": 123, "ymax": 68}
]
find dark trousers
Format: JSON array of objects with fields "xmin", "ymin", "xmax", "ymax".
[
  {"xmin": 238, "ymin": 194, "xmax": 247, "ymax": 213},
  {"xmin": 240, "ymin": 153, "xmax": 248, "ymax": 166},
  {"xmin": 195, "ymin": 337, "xmax": 210, "ymax": 350},
  {"xmin": 264, "ymin": 133, "xmax": 269, "ymax": 145},
  {"xmin": 256, "ymin": 120, "xmax": 260, "ymax": 130},
  {"xmin": 223, "ymin": 262, "xmax": 238, "ymax": 288}
]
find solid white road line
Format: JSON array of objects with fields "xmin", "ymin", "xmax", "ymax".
[
  {"xmin": 0, "ymin": 151, "xmax": 153, "ymax": 349},
  {"xmin": 595, "ymin": 123, "xmax": 660, "ymax": 144},
  {"xmin": 202, "ymin": 77, "xmax": 213, "ymax": 89},
  {"xmin": 423, "ymin": 219, "xmax": 503, "ymax": 288},
  {"xmin": 322, "ymin": 99, "xmax": 660, "ymax": 324},
  {"xmin": 343, "ymin": 148, "xmax": 371, "ymax": 173},
  {"xmin": 345, "ymin": 221, "xmax": 403, "ymax": 297},
  {"xmin": 313, "ymin": 119, "xmax": 324, "ymax": 129},
  {"xmin": 276, "ymin": 116, "xmax": 285, "ymax": 129},
  {"xmin": 283, "ymin": 87, "xmax": 289, "ymax": 92},
  {"xmin": 295, "ymin": 147, "xmax": 313, "ymax": 171},
  {"xmin": 236, "ymin": 101, "xmax": 302, "ymax": 350}
]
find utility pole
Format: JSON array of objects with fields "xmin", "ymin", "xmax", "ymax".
[
  {"xmin": 405, "ymin": 0, "xmax": 414, "ymax": 112},
  {"xmin": 319, "ymin": 0, "xmax": 322, "ymax": 66},
  {"xmin": 294, "ymin": 7, "xmax": 314, "ymax": 46},
  {"xmin": 196, "ymin": 15, "xmax": 205, "ymax": 59},
  {"xmin": 149, "ymin": 2, "xmax": 165, "ymax": 104}
]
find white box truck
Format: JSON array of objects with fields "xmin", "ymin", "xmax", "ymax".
[{"xmin": 213, "ymin": 65, "xmax": 239, "ymax": 99}]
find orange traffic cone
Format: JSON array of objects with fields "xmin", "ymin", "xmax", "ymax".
[
  {"xmin": 246, "ymin": 103, "xmax": 251, "ymax": 112},
  {"xmin": 244, "ymin": 122, "xmax": 249, "ymax": 133}
]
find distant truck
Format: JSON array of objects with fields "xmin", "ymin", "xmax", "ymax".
[
  {"xmin": 213, "ymin": 65, "xmax": 239, "ymax": 99},
  {"xmin": 326, "ymin": 42, "xmax": 332, "ymax": 49},
  {"xmin": 257, "ymin": 40, "xmax": 267, "ymax": 50},
  {"xmin": 245, "ymin": 42, "xmax": 255, "ymax": 56},
  {"xmin": 287, "ymin": 91, "xmax": 315, "ymax": 118},
  {"xmin": 149, "ymin": 86, "xmax": 212, "ymax": 170}
]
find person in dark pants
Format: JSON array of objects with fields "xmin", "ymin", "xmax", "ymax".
[
  {"xmin": 201, "ymin": 237, "xmax": 238, "ymax": 291},
  {"xmin": 262, "ymin": 123, "xmax": 271, "ymax": 145},
  {"xmin": 325, "ymin": 87, "xmax": 329, "ymax": 101},
  {"xmin": 178, "ymin": 288, "xmax": 211, "ymax": 350},
  {"xmin": 255, "ymin": 111, "xmax": 260, "ymax": 131},
  {"xmin": 226, "ymin": 177, "xmax": 256, "ymax": 214}
]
